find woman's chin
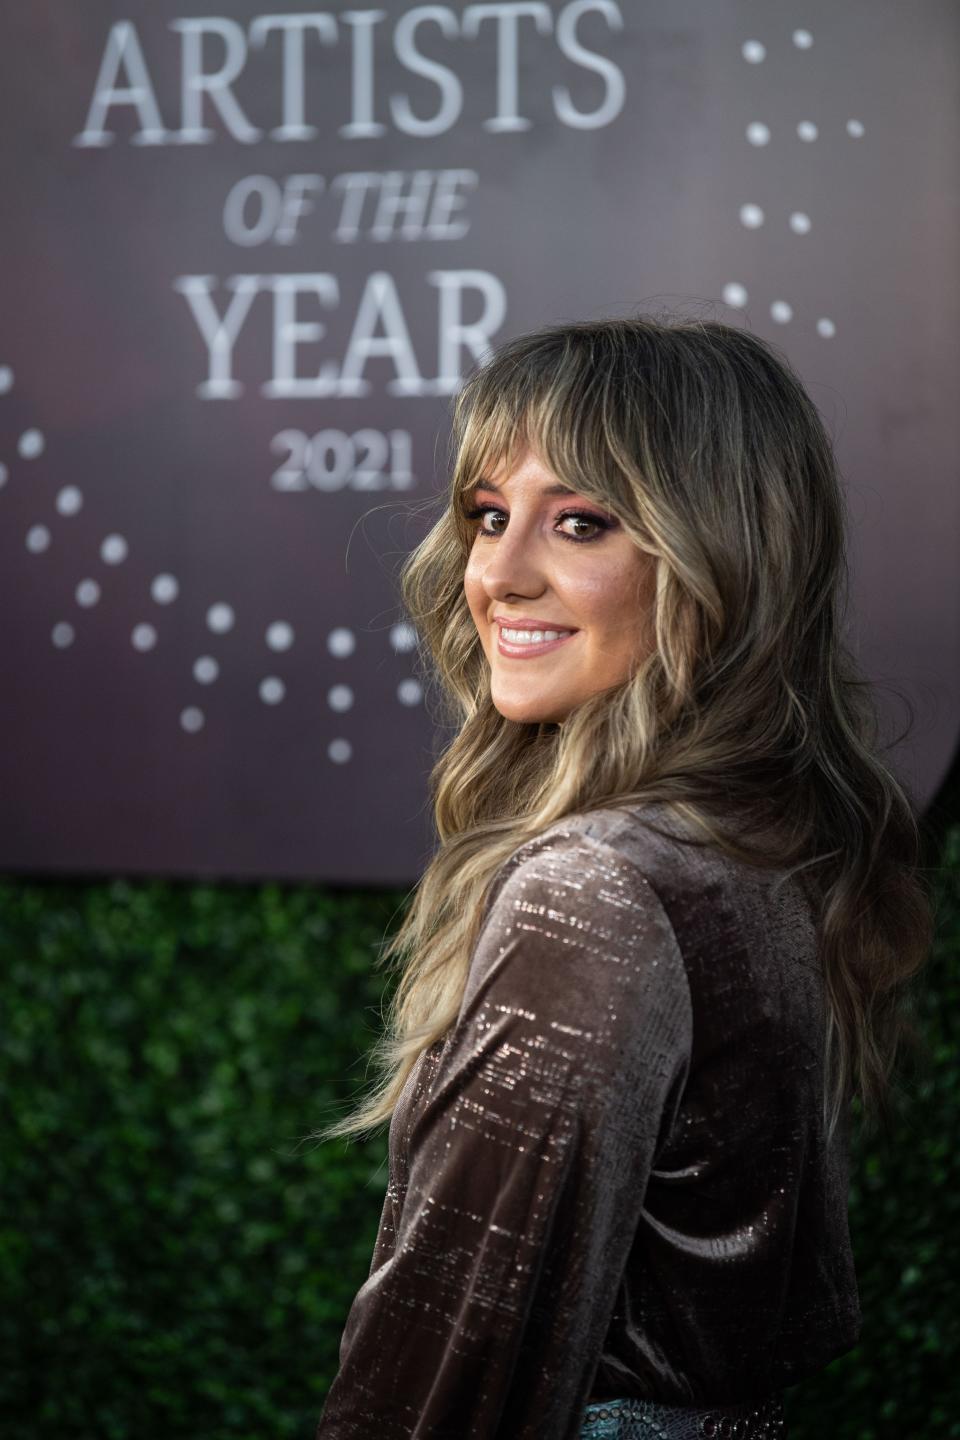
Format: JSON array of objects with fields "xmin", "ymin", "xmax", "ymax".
[{"xmin": 491, "ymin": 692, "xmax": 570, "ymax": 726}]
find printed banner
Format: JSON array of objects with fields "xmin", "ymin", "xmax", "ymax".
[{"xmin": 1, "ymin": 1, "xmax": 957, "ymax": 881}]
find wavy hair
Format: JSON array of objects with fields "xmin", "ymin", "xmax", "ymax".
[{"xmin": 315, "ymin": 314, "xmax": 935, "ymax": 1150}]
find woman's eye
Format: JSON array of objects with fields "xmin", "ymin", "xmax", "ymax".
[
  {"xmin": 462, "ymin": 504, "xmax": 609, "ymax": 544},
  {"xmin": 558, "ymin": 513, "xmax": 604, "ymax": 541},
  {"xmin": 465, "ymin": 505, "xmax": 506, "ymax": 535}
]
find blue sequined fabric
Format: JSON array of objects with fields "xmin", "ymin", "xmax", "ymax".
[{"xmin": 580, "ymin": 1392, "xmax": 788, "ymax": 1439}]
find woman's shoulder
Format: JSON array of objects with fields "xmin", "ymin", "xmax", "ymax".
[
  {"xmin": 564, "ymin": 802, "xmax": 822, "ymax": 982},
  {"xmin": 554, "ymin": 799, "xmax": 802, "ymax": 890},
  {"xmin": 477, "ymin": 802, "xmax": 695, "ymax": 944},
  {"xmin": 467, "ymin": 807, "xmax": 695, "ymax": 1033},
  {"xmin": 488, "ymin": 801, "xmax": 815, "ymax": 955},
  {"xmin": 561, "ymin": 800, "xmax": 705, "ymax": 860},
  {"xmin": 502, "ymin": 801, "xmax": 718, "ymax": 892},
  {"xmin": 471, "ymin": 802, "xmax": 821, "ymax": 1076}
]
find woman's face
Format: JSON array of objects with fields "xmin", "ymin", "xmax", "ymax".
[{"xmin": 463, "ymin": 446, "xmax": 657, "ymax": 724}]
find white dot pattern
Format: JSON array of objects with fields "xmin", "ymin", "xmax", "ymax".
[
  {"xmin": 101, "ymin": 534, "xmax": 128, "ymax": 565},
  {"xmin": 266, "ymin": 620, "xmax": 294, "ymax": 651},
  {"xmin": 730, "ymin": 26, "xmax": 857, "ymax": 342},
  {"xmin": 56, "ymin": 486, "xmax": 83, "ymax": 516},
  {"xmin": 328, "ymin": 627, "xmax": 356, "ymax": 657},
  {"xmin": 390, "ymin": 622, "xmax": 418, "ymax": 653},
  {"xmin": 259, "ymin": 676, "xmax": 285, "ymax": 704},
  {"xmin": 152, "ymin": 574, "xmax": 179, "ymax": 604},
  {"xmin": 397, "ymin": 678, "xmax": 423, "ymax": 706},
  {"xmin": 132, "ymin": 623, "xmax": 157, "ymax": 652},
  {"xmin": 18, "ymin": 429, "xmax": 44, "ymax": 459},
  {"xmin": 328, "ymin": 684, "xmax": 354, "ymax": 712},
  {"xmin": 206, "ymin": 602, "xmax": 234, "ymax": 634}
]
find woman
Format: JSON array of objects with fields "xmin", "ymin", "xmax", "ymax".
[{"xmin": 313, "ymin": 316, "xmax": 934, "ymax": 1438}]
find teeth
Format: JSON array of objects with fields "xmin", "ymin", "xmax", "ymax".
[{"xmin": 501, "ymin": 627, "xmax": 571, "ymax": 644}]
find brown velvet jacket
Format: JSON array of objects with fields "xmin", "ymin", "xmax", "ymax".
[{"xmin": 316, "ymin": 802, "xmax": 861, "ymax": 1438}]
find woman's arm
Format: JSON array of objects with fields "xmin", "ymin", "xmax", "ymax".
[{"xmin": 316, "ymin": 831, "xmax": 693, "ymax": 1440}]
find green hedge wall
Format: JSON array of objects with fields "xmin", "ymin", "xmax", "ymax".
[{"xmin": 0, "ymin": 827, "xmax": 957, "ymax": 1439}]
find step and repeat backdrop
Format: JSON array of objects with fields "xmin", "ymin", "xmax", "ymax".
[{"xmin": 1, "ymin": 1, "xmax": 957, "ymax": 883}]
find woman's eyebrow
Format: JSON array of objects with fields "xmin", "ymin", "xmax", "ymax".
[{"xmin": 472, "ymin": 478, "xmax": 578, "ymax": 497}]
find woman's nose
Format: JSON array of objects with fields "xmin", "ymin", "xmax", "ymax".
[{"xmin": 480, "ymin": 528, "xmax": 547, "ymax": 600}]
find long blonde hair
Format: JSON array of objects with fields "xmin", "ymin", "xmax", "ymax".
[{"xmin": 315, "ymin": 314, "xmax": 935, "ymax": 1149}]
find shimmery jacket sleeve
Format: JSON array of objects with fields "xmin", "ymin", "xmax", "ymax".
[{"xmin": 315, "ymin": 830, "xmax": 694, "ymax": 1440}]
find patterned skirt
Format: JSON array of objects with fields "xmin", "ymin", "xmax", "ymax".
[{"xmin": 579, "ymin": 1391, "xmax": 788, "ymax": 1439}]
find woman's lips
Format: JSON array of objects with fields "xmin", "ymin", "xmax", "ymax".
[{"xmin": 496, "ymin": 629, "xmax": 580, "ymax": 659}]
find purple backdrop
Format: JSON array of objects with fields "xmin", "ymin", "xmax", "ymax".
[{"xmin": 1, "ymin": 0, "xmax": 957, "ymax": 882}]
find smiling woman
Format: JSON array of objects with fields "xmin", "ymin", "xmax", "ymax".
[
  {"xmin": 461, "ymin": 446, "xmax": 658, "ymax": 724},
  {"xmin": 312, "ymin": 314, "xmax": 934, "ymax": 1440}
]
